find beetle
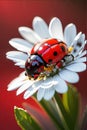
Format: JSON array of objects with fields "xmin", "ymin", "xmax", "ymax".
[{"xmin": 25, "ymin": 38, "xmax": 69, "ymax": 79}]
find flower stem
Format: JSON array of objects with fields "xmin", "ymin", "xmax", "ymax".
[{"xmin": 53, "ymin": 96, "xmax": 70, "ymax": 130}]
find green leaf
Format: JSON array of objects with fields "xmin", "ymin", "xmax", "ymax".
[
  {"xmin": 54, "ymin": 93, "xmax": 71, "ymax": 130},
  {"xmin": 14, "ymin": 106, "xmax": 41, "ymax": 130},
  {"xmin": 63, "ymin": 84, "xmax": 80, "ymax": 130},
  {"xmin": 40, "ymin": 99, "xmax": 65, "ymax": 130}
]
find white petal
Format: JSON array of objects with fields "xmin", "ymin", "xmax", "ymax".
[
  {"xmin": 6, "ymin": 51, "xmax": 28, "ymax": 62},
  {"xmin": 15, "ymin": 61, "xmax": 25, "ymax": 68},
  {"xmin": 18, "ymin": 27, "xmax": 41, "ymax": 43},
  {"xmin": 7, "ymin": 73, "xmax": 26, "ymax": 91},
  {"xmin": 71, "ymin": 32, "xmax": 86, "ymax": 57},
  {"xmin": 71, "ymin": 32, "xmax": 82, "ymax": 46},
  {"xmin": 54, "ymin": 76, "xmax": 68, "ymax": 93},
  {"xmin": 64, "ymin": 23, "xmax": 77, "ymax": 46},
  {"xmin": 9, "ymin": 38, "xmax": 33, "ymax": 53},
  {"xmin": 59, "ymin": 69, "xmax": 79, "ymax": 83},
  {"xmin": 40, "ymin": 77, "xmax": 58, "ymax": 89},
  {"xmin": 73, "ymin": 57, "xmax": 86, "ymax": 63},
  {"xmin": 24, "ymin": 85, "xmax": 40, "ymax": 99},
  {"xmin": 49, "ymin": 17, "xmax": 64, "ymax": 40},
  {"xmin": 85, "ymin": 40, "xmax": 87, "ymax": 45},
  {"xmin": 19, "ymin": 71, "xmax": 26, "ymax": 77},
  {"xmin": 43, "ymin": 87, "xmax": 55, "ymax": 100},
  {"xmin": 6, "ymin": 51, "xmax": 28, "ymax": 67},
  {"xmin": 65, "ymin": 63, "xmax": 86, "ymax": 72},
  {"xmin": 37, "ymin": 88, "xmax": 45, "ymax": 101},
  {"xmin": 77, "ymin": 50, "xmax": 87, "ymax": 58},
  {"xmin": 16, "ymin": 80, "xmax": 34, "ymax": 95},
  {"xmin": 37, "ymin": 78, "xmax": 58, "ymax": 100},
  {"xmin": 33, "ymin": 16, "xmax": 50, "ymax": 38}
]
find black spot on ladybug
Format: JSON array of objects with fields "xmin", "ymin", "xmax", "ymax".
[
  {"xmin": 48, "ymin": 59, "xmax": 52, "ymax": 63},
  {"xmin": 60, "ymin": 45, "xmax": 65, "ymax": 52},
  {"xmin": 53, "ymin": 51, "xmax": 58, "ymax": 56},
  {"xmin": 77, "ymin": 42, "xmax": 82, "ymax": 47}
]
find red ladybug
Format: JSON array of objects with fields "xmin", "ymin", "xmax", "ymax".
[{"xmin": 25, "ymin": 38, "xmax": 68, "ymax": 79}]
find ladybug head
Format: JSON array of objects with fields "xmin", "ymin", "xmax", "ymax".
[{"xmin": 25, "ymin": 55, "xmax": 45, "ymax": 79}]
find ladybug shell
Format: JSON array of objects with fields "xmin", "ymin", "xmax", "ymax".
[{"xmin": 31, "ymin": 38, "xmax": 68, "ymax": 65}]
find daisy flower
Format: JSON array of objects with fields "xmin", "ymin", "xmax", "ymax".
[{"xmin": 6, "ymin": 16, "xmax": 87, "ymax": 101}]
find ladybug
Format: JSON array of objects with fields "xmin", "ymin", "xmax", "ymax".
[{"xmin": 25, "ymin": 38, "xmax": 69, "ymax": 79}]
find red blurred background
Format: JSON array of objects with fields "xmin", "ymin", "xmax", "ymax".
[{"xmin": 0, "ymin": 0, "xmax": 87, "ymax": 130}]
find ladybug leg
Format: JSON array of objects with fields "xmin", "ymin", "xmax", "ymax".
[
  {"xmin": 63, "ymin": 54, "xmax": 74, "ymax": 64},
  {"xmin": 56, "ymin": 54, "xmax": 74, "ymax": 68}
]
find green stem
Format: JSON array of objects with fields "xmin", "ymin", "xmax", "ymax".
[{"xmin": 53, "ymin": 96, "xmax": 70, "ymax": 130}]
